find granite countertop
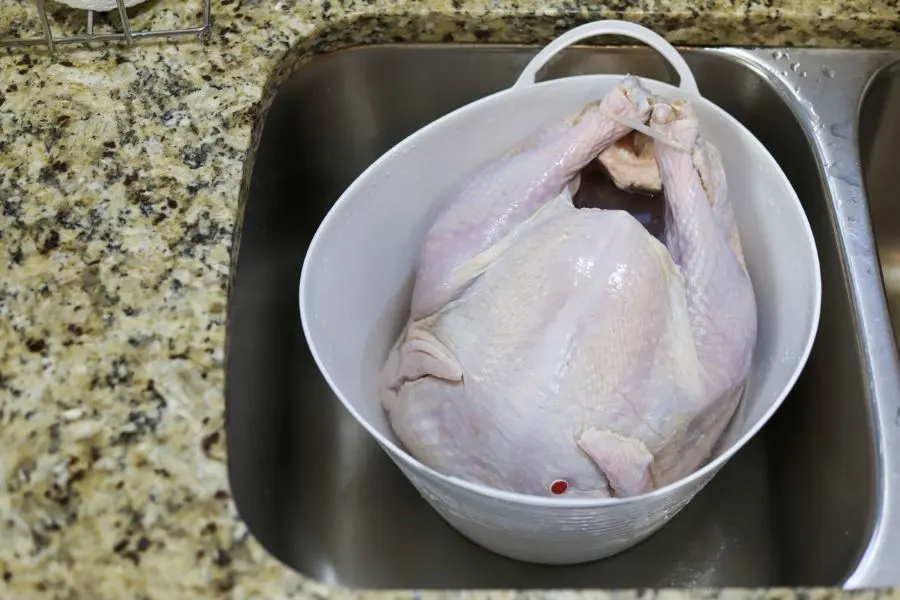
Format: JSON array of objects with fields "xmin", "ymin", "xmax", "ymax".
[{"xmin": 0, "ymin": 0, "xmax": 898, "ymax": 597}]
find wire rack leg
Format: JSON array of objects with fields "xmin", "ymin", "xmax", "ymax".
[
  {"xmin": 114, "ymin": 0, "xmax": 133, "ymax": 46},
  {"xmin": 35, "ymin": 0, "xmax": 56, "ymax": 56}
]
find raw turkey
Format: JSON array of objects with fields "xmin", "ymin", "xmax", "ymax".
[{"xmin": 379, "ymin": 76, "xmax": 758, "ymax": 499}]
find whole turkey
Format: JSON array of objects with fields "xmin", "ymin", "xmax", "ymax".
[{"xmin": 379, "ymin": 75, "xmax": 758, "ymax": 500}]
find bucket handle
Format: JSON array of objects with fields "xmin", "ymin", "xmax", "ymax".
[{"xmin": 513, "ymin": 20, "xmax": 699, "ymax": 95}]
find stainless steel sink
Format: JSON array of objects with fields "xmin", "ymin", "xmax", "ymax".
[
  {"xmin": 226, "ymin": 44, "xmax": 900, "ymax": 590},
  {"xmin": 862, "ymin": 61, "xmax": 900, "ymax": 344}
]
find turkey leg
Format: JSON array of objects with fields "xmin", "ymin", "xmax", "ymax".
[
  {"xmin": 409, "ymin": 76, "xmax": 656, "ymax": 322},
  {"xmin": 650, "ymin": 100, "xmax": 757, "ymax": 396}
]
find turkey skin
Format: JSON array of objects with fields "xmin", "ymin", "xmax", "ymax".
[{"xmin": 379, "ymin": 76, "xmax": 758, "ymax": 499}]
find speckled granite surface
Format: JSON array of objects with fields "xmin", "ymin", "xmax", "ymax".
[{"xmin": 0, "ymin": 0, "xmax": 898, "ymax": 597}]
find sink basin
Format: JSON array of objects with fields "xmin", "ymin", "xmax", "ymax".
[
  {"xmin": 861, "ymin": 61, "xmax": 900, "ymax": 343},
  {"xmin": 226, "ymin": 44, "xmax": 892, "ymax": 589}
]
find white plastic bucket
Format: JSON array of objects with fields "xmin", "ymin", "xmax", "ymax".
[{"xmin": 299, "ymin": 20, "xmax": 821, "ymax": 564}]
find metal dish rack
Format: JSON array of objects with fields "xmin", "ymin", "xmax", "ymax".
[{"xmin": 0, "ymin": 0, "xmax": 211, "ymax": 56}]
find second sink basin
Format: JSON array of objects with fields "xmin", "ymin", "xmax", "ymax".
[
  {"xmin": 861, "ymin": 60, "xmax": 900, "ymax": 341},
  {"xmin": 226, "ymin": 44, "xmax": 886, "ymax": 590}
]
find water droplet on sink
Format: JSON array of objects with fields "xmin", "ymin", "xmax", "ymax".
[
  {"xmin": 830, "ymin": 122, "xmax": 851, "ymax": 139},
  {"xmin": 822, "ymin": 66, "xmax": 835, "ymax": 78},
  {"xmin": 800, "ymin": 71, "xmax": 807, "ymax": 78},
  {"xmin": 848, "ymin": 215, "xmax": 857, "ymax": 224},
  {"xmin": 772, "ymin": 50, "xmax": 784, "ymax": 59},
  {"xmin": 791, "ymin": 62, "xmax": 801, "ymax": 72},
  {"xmin": 828, "ymin": 165, "xmax": 861, "ymax": 187}
]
